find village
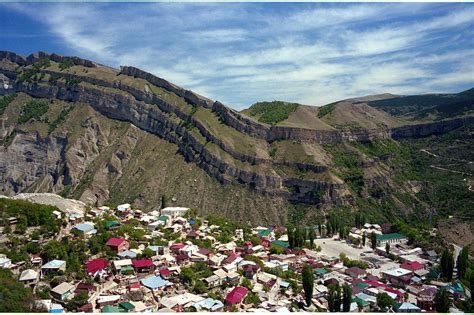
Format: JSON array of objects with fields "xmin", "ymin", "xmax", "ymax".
[{"xmin": 0, "ymin": 202, "xmax": 471, "ymax": 313}]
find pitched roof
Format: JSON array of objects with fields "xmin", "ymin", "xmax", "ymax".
[
  {"xmin": 159, "ymin": 268, "xmax": 171, "ymax": 276},
  {"xmin": 140, "ymin": 275, "xmax": 169, "ymax": 289},
  {"xmin": 119, "ymin": 301, "xmax": 135, "ymax": 311},
  {"xmin": 400, "ymin": 261, "xmax": 425, "ymax": 271},
  {"xmin": 19, "ymin": 269, "xmax": 38, "ymax": 281},
  {"xmin": 106, "ymin": 237, "xmax": 127, "ymax": 247},
  {"xmin": 394, "ymin": 302, "xmax": 421, "ymax": 311},
  {"xmin": 118, "ymin": 250, "xmax": 137, "ymax": 258},
  {"xmin": 225, "ymin": 287, "xmax": 248, "ymax": 304},
  {"xmin": 86, "ymin": 258, "xmax": 108, "ymax": 273},
  {"xmin": 132, "ymin": 259, "xmax": 154, "ymax": 268},
  {"xmin": 51, "ymin": 282, "xmax": 75, "ymax": 295},
  {"xmin": 42, "ymin": 259, "xmax": 66, "ymax": 269},
  {"xmin": 271, "ymin": 240, "xmax": 289, "ymax": 248},
  {"xmin": 346, "ymin": 267, "xmax": 366, "ymax": 275},
  {"xmin": 105, "ymin": 220, "xmax": 120, "ymax": 229}
]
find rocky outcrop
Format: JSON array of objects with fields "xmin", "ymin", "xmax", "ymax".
[
  {"xmin": 0, "ymin": 50, "xmax": 97, "ymax": 68},
  {"xmin": 390, "ymin": 116, "xmax": 474, "ymax": 139}
]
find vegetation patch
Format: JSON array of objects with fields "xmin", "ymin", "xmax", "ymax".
[
  {"xmin": 59, "ymin": 59, "xmax": 74, "ymax": 71},
  {"xmin": 48, "ymin": 105, "xmax": 73, "ymax": 133},
  {"xmin": 248, "ymin": 101, "xmax": 299, "ymax": 125},
  {"xmin": 18, "ymin": 99, "xmax": 49, "ymax": 124},
  {"xmin": 317, "ymin": 102, "xmax": 337, "ymax": 118},
  {"xmin": 0, "ymin": 93, "xmax": 17, "ymax": 115}
]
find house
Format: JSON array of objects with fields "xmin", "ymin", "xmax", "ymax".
[
  {"xmin": 394, "ymin": 302, "xmax": 421, "ymax": 313},
  {"xmin": 105, "ymin": 220, "xmax": 120, "ymax": 230},
  {"xmin": 161, "ymin": 207, "xmax": 189, "ymax": 218},
  {"xmin": 113, "ymin": 259, "xmax": 133, "ymax": 273},
  {"xmin": 52, "ymin": 210, "xmax": 62, "ymax": 219},
  {"xmin": 417, "ymin": 287, "xmax": 437, "ymax": 310},
  {"xmin": 400, "ymin": 261, "xmax": 425, "ymax": 272},
  {"xmin": 422, "ymin": 250, "xmax": 438, "ymax": 262},
  {"xmin": 0, "ymin": 254, "xmax": 12, "ymax": 268},
  {"xmin": 117, "ymin": 203, "xmax": 131, "ymax": 212},
  {"xmin": 41, "ymin": 259, "xmax": 66, "ymax": 276},
  {"xmin": 382, "ymin": 268, "xmax": 413, "ymax": 286},
  {"xmin": 72, "ymin": 222, "xmax": 97, "ymax": 238},
  {"xmin": 19, "ymin": 269, "xmax": 39, "ymax": 286},
  {"xmin": 376, "ymin": 233, "xmax": 407, "ymax": 246},
  {"xmin": 204, "ymin": 274, "xmax": 222, "ymax": 288},
  {"xmin": 86, "ymin": 258, "xmax": 108, "ymax": 277},
  {"xmin": 132, "ymin": 259, "xmax": 154, "ymax": 273},
  {"xmin": 106, "ymin": 237, "xmax": 129, "ymax": 253},
  {"xmin": 270, "ymin": 240, "xmax": 289, "ymax": 249},
  {"xmin": 176, "ymin": 254, "xmax": 190, "ymax": 266},
  {"xmin": 345, "ymin": 267, "xmax": 367, "ymax": 279},
  {"xmin": 51, "ymin": 282, "xmax": 75, "ymax": 301},
  {"xmin": 193, "ymin": 298, "xmax": 224, "ymax": 312},
  {"xmin": 225, "ymin": 287, "xmax": 248, "ymax": 309},
  {"xmin": 141, "ymin": 275, "xmax": 170, "ymax": 291}
]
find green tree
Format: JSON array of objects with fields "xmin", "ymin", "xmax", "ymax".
[
  {"xmin": 370, "ymin": 232, "xmax": 377, "ymax": 250},
  {"xmin": 328, "ymin": 284, "xmax": 342, "ymax": 312},
  {"xmin": 309, "ymin": 228, "xmax": 315, "ymax": 249},
  {"xmin": 0, "ymin": 269, "xmax": 35, "ymax": 312},
  {"xmin": 302, "ymin": 264, "xmax": 314, "ymax": 307},
  {"xmin": 160, "ymin": 195, "xmax": 167, "ymax": 209},
  {"xmin": 287, "ymin": 226, "xmax": 294, "ymax": 249},
  {"xmin": 440, "ymin": 249, "xmax": 454, "ymax": 281},
  {"xmin": 385, "ymin": 242, "xmax": 390, "ymax": 255},
  {"xmin": 362, "ymin": 233, "xmax": 366, "ymax": 247},
  {"xmin": 457, "ymin": 246, "xmax": 469, "ymax": 280},
  {"xmin": 342, "ymin": 283, "xmax": 352, "ymax": 312},
  {"xmin": 192, "ymin": 280, "xmax": 208, "ymax": 294},
  {"xmin": 376, "ymin": 292, "xmax": 395, "ymax": 311},
  {"xmin": 434, "ymin": 288, "xmax": 450, "ymax": 313}
]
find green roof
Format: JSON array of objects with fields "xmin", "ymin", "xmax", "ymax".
[
  {"xmin": 102, "ymin": 305, "xmax": 124, "ymax": 313},
  {"xmin": 119, "ymin": 301, "xmax": 135, "ymax": 311},
  {"xmin": 356, "ymin": 283, "xmax": 369, "ymax": 289},
  {"xmin": 105, "ymin": 220, "xmax": 120, "ymax": 229},
  {"xmin": 120, "ymin": 265, "xmax": 134, "ymax": 272},
  {"xmin": 314, "ymin": 268, "xmax": 328, "ymax": 275},
  {"xmin": 257, "ymin": 229, "xmax": 272, "ymax": 237},
  {"xmin": 353, "ymin": 297, "xmax": 369, "ymax": 306},
  {"xmin": 158, "ymin": 215, "xmax": 169, "ymax": 221},
  {"xmin": 376, "ymin": 233, "xmax": 406, "ymax": 241},
  {"xmin": 271, "ymin": 240, "xmax": 289, "ymax": 248}
]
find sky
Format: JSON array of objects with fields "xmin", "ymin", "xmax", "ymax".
[{"xmin": 0, "ymin": 2, "xmax": 473, "ymax": 109}]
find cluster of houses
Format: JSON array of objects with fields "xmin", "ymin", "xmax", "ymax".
[{"xmin": 0, "ymin": 203, "xmax": 469, "ymax": 313}]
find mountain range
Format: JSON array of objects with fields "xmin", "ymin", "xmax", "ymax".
[{"xmin": 0, "ymin": 51, "xmax": 473, "ymax": 227}]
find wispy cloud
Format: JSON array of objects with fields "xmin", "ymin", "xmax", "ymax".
[{"xmin": 1, "ymin": 2, "xmax": 473, "ymax": 108}]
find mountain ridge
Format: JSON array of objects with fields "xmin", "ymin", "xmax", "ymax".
[{"xmin": 1, "ymin": 50, "xmax": 473, "ymax": 224}]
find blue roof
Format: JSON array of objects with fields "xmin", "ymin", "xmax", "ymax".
[
  {"xmin": 147, "ymin": 246, "xmax": 161, "ymax": 251},
  {"xmin": 118, "ymin": 250, "xmax": 137, "ymax": 258},
  {"xmin": 42, "ymin": 259, "xmax": 66, "ymax": 269},
  {"xmin": 74, "ymin": 223, "xmax": 95, "ymax": 232},
  {"xmin": 141, "ymin": 275, "xmax": 169, "ymax": 289},
  {"xmin": 194, "ymin": 298, "xmax": 224, "ymax": 311},
  {"xmin": 189, "ymin": 219, "xmax": 197, "ymax": 225},
  {"xmin": 280, "ymin": 281, "xmax": 290, "ymax": 288}
]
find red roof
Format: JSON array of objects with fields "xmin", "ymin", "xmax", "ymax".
[
  {"xmin": 170, "ymin": 243, "xmax": 185, "ymax": 250},
  {"xmin": 400, "ymin": 261, "xmax": 425, "ymax": 271},
  {"xmin": 159, "ymin": 268, "xmax": 171, "ymax": 276},
  {"xmin": 86, "ymin": 258, "xmax": 108, "ymax": 273},
  {"xmin": 363, "ymin": 280, "xmax": 387, "ymax": 288},
  {"xmin": 223, "ymin": 253, "xmax": 239, "ymax": 264},
  {"xmin": 129, "ymin": 283, "xmax": 141, "ymax": 289},
  {"xmin": 198, "ymin": 248, "xmax": 211, "ymax": 256},
  {"xmin": 132, "ymin": 259, "xmax": 154, "ymax": 268},
  {"xmin": 226, "ymin": 287, "xmax": 248, "ymax": 304},
  {"xmin": 384, "ymin": 287, "xmax": 404, "ymax": 298},
  {"xmin": 106, "ymin": 237, "xmax": 127, "ymax": 247}
]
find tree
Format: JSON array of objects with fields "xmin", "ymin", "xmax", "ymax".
[
  {"xmin": 328, "ymin": 284, "xmax": 341, "ymax": 312},
  {"xmin": 362, "ymin": 233, "xmax": 366, "ymax": 247},
  {"xmin": 309, "ymin": 228, "xmax": 315, "ymax": 249},
  {"xmin": 302, "ymin": 264, "xmax": 314, "ymax": 307},
  {"xmin": 434, "ymin": 288, "xmax": 450, "ymax": 313},
  {"xmin": 342, "ymin": 284, "xmax": 352, "ymax": 312},
  {"xmin": 141, "ymin": 248, "xmax": 154, "ymax": 259},
  {"xmin": 440, "ymin": 249, "xmax": 454, "ymax": 281},
  {"xmin": 192, "ymin": 280, "xmax": 207, "ymax": 294},
  {"xmin": 370, "ymin": 232, "xmax": 377, "ymax": 250},
  {"xmin": 160, "ymin": 195, "xmax": 167, "ymax": 209},
  {"xmin": 385, "ymin": 242, "xmax": 390, "ymax": 255},
  {"xmin": 0, "ymin": 269, "xmax": 35, "ymax": 312},
  {"xmin": 376, "ymin": 292, "xmax": 395, "ymax": 311},
  {"xmin": 287, "ymin": 226, "xmax": 294, "ymax": 249},
  {"xmin": 457, "ymin": 246, "xmax": 470, "ymax": 280}
]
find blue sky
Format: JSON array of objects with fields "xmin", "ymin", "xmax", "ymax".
[{"xmin": 1, "ymin": 2, "xmax": 473, "ymax": 109}]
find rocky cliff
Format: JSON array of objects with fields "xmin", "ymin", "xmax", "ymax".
[{"xmin": 0, "ymin": 51, "xmax": 472, "ymax": 224}]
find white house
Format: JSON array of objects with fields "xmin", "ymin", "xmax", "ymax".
[
  {"xmin": 117, "ymin": 203, "xmax": 131, "ymax": 212},
  {"xmin": 0, "ymin": 254, "xmax": 12, "ymax": 268},
  {"xmin": 161, "ymin": 207, "xmax": 189, "ymax": 218}
]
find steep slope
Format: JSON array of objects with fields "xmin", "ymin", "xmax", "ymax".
[{"xmin": 0, "ymin": 51, "xmax": 473, "ymax": 226}]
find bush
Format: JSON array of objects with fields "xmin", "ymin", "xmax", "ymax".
[
  {"xmin": 248, "ymin": 101, "xmax": 299, "ymax": 125},
  {"xmin": 0, "ymin": 93, "xmax": 17, "ymax": 115},
  {"xmin": 59, "ymin": 59, "xmax": 74, "ymax": 71}
]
